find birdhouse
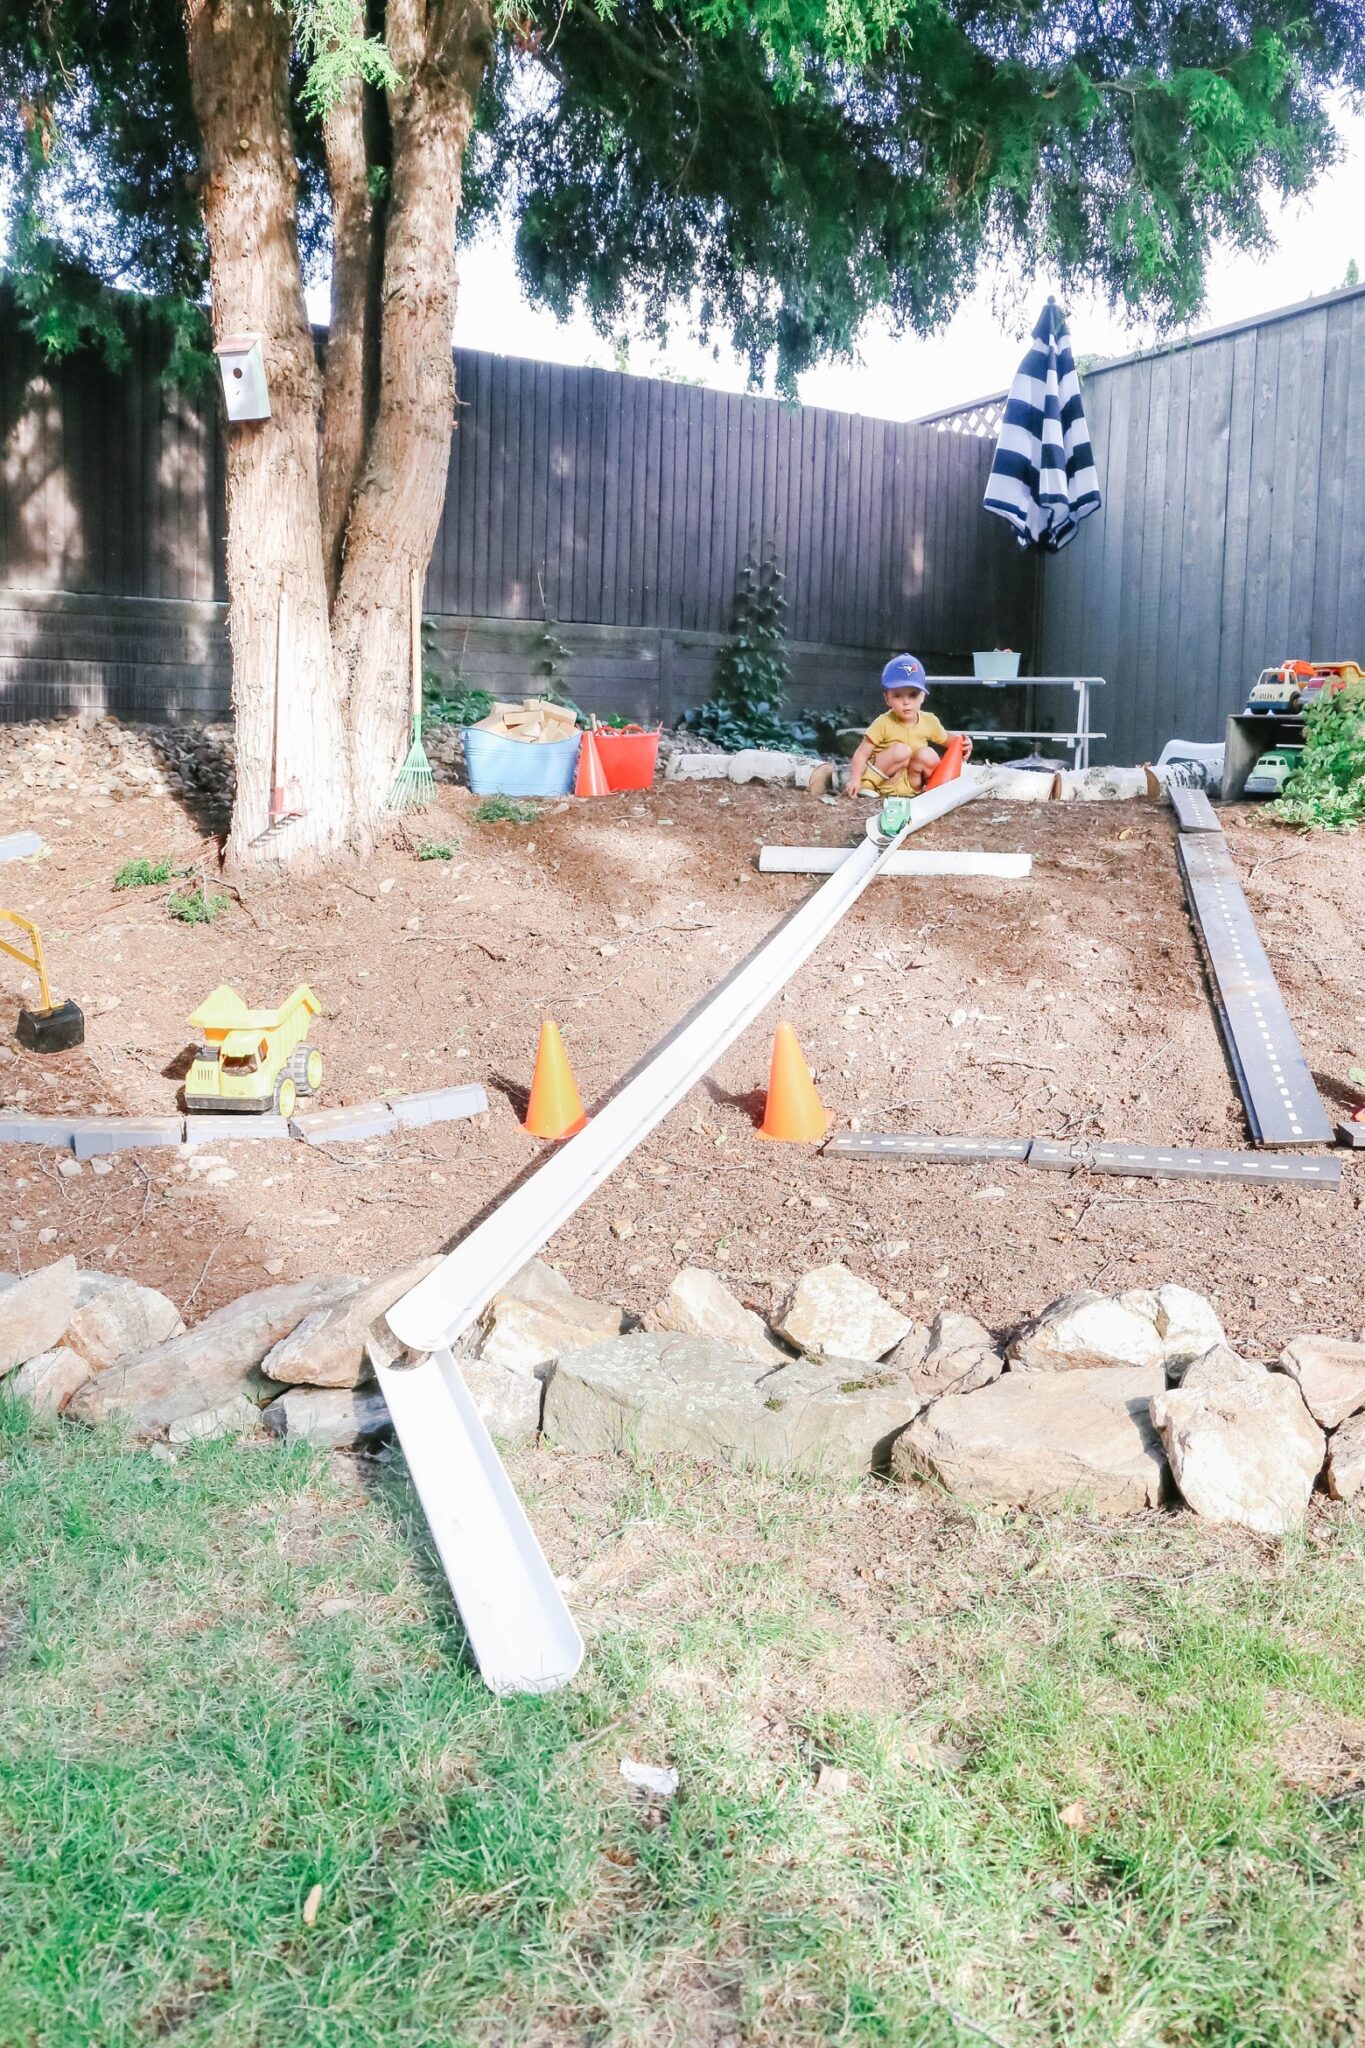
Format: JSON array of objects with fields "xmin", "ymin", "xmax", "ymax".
[{"xmin": 214, "ymin": 334, "xmax": 270, "ymax": 422}]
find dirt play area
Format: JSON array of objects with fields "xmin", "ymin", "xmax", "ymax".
[{"xmin": 0, "ymin": 773, "xmax": 1361, "ymax": 1353}]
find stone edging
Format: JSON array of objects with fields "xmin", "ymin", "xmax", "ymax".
[{"xmin": 0, "ymin": 1084, "xmax": 488, "ymax": 1158}]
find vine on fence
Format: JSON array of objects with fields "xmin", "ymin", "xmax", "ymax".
[{"xmin": 683, "ymin": 541, "xmax": 850, "ymax": 753}]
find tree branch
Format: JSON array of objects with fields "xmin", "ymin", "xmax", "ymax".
[{"xmin": 320, "ymin": 36, "xmax": 379, "ymax": 606}]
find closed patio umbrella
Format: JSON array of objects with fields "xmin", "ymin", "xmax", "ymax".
[{"xmin": 984, "ymin": 297, "xmax": 1101, "ymax": 550}]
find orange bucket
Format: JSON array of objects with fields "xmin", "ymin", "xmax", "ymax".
[{"xmin": 591, "ymin": 724, "xmax": 661, "ymax": 791}]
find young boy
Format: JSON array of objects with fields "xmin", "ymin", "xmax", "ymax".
[{"xmin": 845, "ymin": 653, "xmax": 973, "ymax": 799}]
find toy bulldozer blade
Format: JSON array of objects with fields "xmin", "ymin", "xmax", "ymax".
[{"xmin": 1, "ymin": 911, "xmax": 84, "ymax": 1052}]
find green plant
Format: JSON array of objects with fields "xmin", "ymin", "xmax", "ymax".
[
  {"xmin": 113, "ymin": 857, "xmax": 175, "ymax": 890},
  {"xmin": 423, "ymin": 678, "xmax": 494, "ymax": 728},
  {"xmin": 416, "ymin": 838, "xmax": 457, "ymax": 860},
  {"xmin": 167, "ymin": 885, "xmax": 228, "ymax": 924},
  {"xmin": 473, "ymin": 797, "xmax": 538, "ymax": 825},
  {"xmin": 1270, "ymin": 681, "xmax": 1365, "ymax": 831}
]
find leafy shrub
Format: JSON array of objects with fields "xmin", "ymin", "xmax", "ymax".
[
  {"xmin": 1270, "ymin": 681, "xmax": 1365, "ymax": 831},
  {"xmin": 113, "ymin": 857, "xmax": 175, "ymax": 889},
  {"xmin": 416, "ymin": 838, "xmax": 457, "ymax": 860},
  {"xmin": 167, "ymin": 886, "xmax": 228, "ymax": 924},
  {"xmin": 423, "ymin": 678, "xmax": 494, "ymax": 728},
  {"xmin": 473, "ymin": 796, "xmax": 538, "ymax": 824}
]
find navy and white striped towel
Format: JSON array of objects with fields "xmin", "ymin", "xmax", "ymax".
[{"xmin": 984, "ymin": 298, "xmax": 1101, "ymax": 551}]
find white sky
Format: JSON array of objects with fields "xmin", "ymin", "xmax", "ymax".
[{"xmin": 451, "ymin": 101, "xmax": 1365, "ymax": 421}]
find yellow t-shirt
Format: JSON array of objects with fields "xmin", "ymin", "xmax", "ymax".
[{"xmin": 864, "ymin": 709, "xmax": 948, "ymax": 753}]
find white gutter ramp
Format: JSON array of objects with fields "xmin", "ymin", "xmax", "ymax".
[
  {"xmin": 381, "ymin": 769, "xmax": 985, "ymax": 1695},
  {"xmin": 390, "ymin": 806, "xmax": 930, "ymax": 1354},
  {"xmin": 373, "ymin": 1346, "xmax": 585, "ymax": 1695}
]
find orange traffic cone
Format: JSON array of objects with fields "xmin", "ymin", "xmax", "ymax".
[
  {"xmin": 574, "ymin": 728, "xmax": 610, "ymax": 798},
  {"xmin": 922, "ymin": 733, "xmax": 965, "ymax": 791},
  {"xmin": 759, "ymin": 1021, "xmax": 831, "ymax": 1142},
  {"xmin": 523, "ymin": 1018, "xmax": 588, "ymax": 1139}
]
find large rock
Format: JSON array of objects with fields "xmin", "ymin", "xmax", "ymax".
[
  {"xmin": 261, "ymin": 1258, "xmax": 439, "ymax": 1388},
  {"xmin": 777, "ymin": 1264, "xmax": 911, "ymax": 1364},
  {"xmin": 647, "ymin": 1266, "xmax": 789, "ymax": 1365},
  {"xmin": 1150, "ymin": 1345, "xmax": 1324, "ymax": 1535},
  {"xmin": 168, "ymin": 1394, "xmax": 265, "ymax": 1444},
  {"xmin": 63, "ymin": 1273, "xmax": 183, "ymax": 1372},
  {"xmin": 10, "ymin": 1345, "xmax": 92, "ymax": 1416},
  {"xmin": 67, "ymin": 1274, "xmax": 356, "ymax": 1432},
  {"xmin": 264, "ymin": 1385, "xmax": 393, "ymax": 1450},
  {"xmin": 894, "ymin": 1365, "xmax": 1167, "ymax": 1516},
  {"xmin": 1010, "ymin": 1290, "xmax": 1165, "ymax": 1373},
  {"xmin": 898, "ymin": 1310, "xmax": 1004, "ymax": 1402},
  {"xmin": 1327, "ymin": 1414, "xmax": 1365, "ymax": 1502},
  {"xmin": 0, "ymin": 1257, "xmax": 79, "ymax": 1376},
  {"xmin": 478, "ymin": 1277, "xmax": 625, "ymax": 1378},
  {"xmin": 1010, "ymin": 1285, "xmax": 1224, "ymax": 1375},
  {"xmin": 1277, "ymin": 1336, "xmax": 1365, "ymax": 1431},
  {"xmin": 543, "ymin": 1332, "xmax": 921, "ymax": 1476},
  {"xmin": 1150, "ymin": 1285, "xmax": 1226, "ymax": 1373},
  {"xmin": 459, "ymin": 1357, "xmax": 543, "ymax": 1446}
]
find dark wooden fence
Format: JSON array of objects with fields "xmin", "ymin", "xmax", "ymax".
[
  {"xmin": 1037, "ymin": 281, "xmax": 1365, "ymax": 764},
  {"xmin": 0, "ymin": 291, "xmax": 1037, "ymax": 725}
]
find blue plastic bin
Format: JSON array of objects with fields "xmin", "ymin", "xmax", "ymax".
[{"xmin": 462, "ymin": 724, "xmax": 582, "ymax": 797}]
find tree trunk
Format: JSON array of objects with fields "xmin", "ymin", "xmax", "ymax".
[
  {"xmin": 186, "ymin": 0, "xmax": 353, "ymax": 869},
  {"xmin": 184, "ymin": 0, "xmax": 490, "ymax": 867},
  {"xmin": 331, "ymin": 0, "xmax": 490, "ymax": 835}
]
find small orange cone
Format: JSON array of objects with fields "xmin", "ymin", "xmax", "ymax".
[
  {"xmin": 759, "ymin": 1021, "xmax": 831, "ymax": 1142},
  {"xmin": 523, "ymin": 1018, "xmax": 588, "ymax": 1139},
  {"xmin": 922, "ymin": 734, "xmax": 965, "ymax": 791},
  {"xmin": 574, "ymin": 728, "xmax": 610, "ymax": 798}
]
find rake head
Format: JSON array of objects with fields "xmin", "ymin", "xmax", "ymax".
[{"xmin": 388, "ymin": 734, "xmax": 436, "ymax": 812}]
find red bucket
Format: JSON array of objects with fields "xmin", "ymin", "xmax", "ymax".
[{"xmin": 591, "ymin": 724, "xmax": 661, "ymax": 792}]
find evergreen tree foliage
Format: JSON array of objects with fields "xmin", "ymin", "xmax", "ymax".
[{"xmin": 5, "ymin": 4, "xmax": 1365, "ymax": 388}]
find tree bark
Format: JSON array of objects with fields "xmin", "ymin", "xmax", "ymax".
[
  {"xmin": 331, "ymin": 0, "xmax": 490, "ymax": 831},
  {"xmin": 186, "ymin": 0, "xmax": 353, "ymax": 869},
  {"xmin": 320, "ymin": 30, "xmax": 380, "ymax": 605},
  {"xmin": 184, "ymin": 0, "xmax": 491, "ymax": 865}
]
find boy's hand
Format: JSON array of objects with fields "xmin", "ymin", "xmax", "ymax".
[
  {"xmin": 845, "ymin": 775, "xmax": 864, "ymax": 799},
  {"xmin": 960, "ymin": 735, "xmax": 974, "ymax": 759}
]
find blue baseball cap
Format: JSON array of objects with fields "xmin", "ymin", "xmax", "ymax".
[{"xmin": 881, "ymin": 653, "xmax": 927, "ymax": 692}]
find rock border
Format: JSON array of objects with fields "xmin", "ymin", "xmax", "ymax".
[{"xmin": 7, "ymin": 1251, "xmax": 1363, "ymax": 1535}]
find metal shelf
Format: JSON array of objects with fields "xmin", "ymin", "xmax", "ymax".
[{"xmin": 921, "ymin": 675, "xmax": 1106, "ymax": 771}]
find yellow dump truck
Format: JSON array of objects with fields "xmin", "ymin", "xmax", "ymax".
[{"xmin": 186, "ymin": 984, "xmax": 323, "ymax": 1118}]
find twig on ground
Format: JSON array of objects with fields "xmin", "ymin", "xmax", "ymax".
[
  {"xmin": 185, "ymin": 1242, "xmax": 221, "ymax": 1310},
  {"xmin": 1248, "ymin": 849, "xmax": 1308, "ymax": 883},
  {"xmin": 918, "ymin": 1961, "xmax": 1012, "ymax": 2048},
  {"xmin": 399, "ymin": 934, "xmax": 508, "ymax": 960}
]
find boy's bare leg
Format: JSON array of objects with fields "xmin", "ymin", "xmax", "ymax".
[{"xmin": 871, "ymin": 743, "xmax": 913, "ymax": 782}]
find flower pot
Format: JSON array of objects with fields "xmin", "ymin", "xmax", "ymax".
[{"xmin": 972, "ymin": 650, "xmax": 1021, "ymax": 681}]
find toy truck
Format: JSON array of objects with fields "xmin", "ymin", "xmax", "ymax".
[
  {"xmin": 1244, "ymin": 746, "xmax": 1302, "ymax": 798},
  {"xmin": 185, "ymin": 984, "xmax": 323, "ymax": 1118},
  {"xmin": 1246, "ymin": 659, "xmax": 1363, "ymax": 715}
]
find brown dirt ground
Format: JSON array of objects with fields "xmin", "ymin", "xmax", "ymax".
[{"xmin": 0, "ymin": 776, "xmax": 1361, "ymax": 1354}]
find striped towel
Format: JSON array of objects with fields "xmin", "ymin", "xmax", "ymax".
[{"xmin": 984, "ymin": 299, "xmax": 1101, "ymax": 551}]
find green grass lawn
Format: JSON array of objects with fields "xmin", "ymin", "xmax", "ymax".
[{"xmin": 3, "ymin": 1395, "xmax": 1365, "ymax": 2047}]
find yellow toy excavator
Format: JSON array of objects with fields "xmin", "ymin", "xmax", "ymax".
[{"xmin": 185, "ymin": 984, "xmax": 323, "ymax": 1119}]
